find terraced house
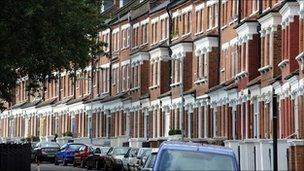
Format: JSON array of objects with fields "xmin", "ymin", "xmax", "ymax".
[{"xmin": 1, "ymin": 0, "xmax": 304, "ymax": 170}]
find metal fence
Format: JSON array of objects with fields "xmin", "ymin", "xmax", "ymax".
[{"xmin": 0, "ymin": 143, "xmax": 31, "ymax": 171}]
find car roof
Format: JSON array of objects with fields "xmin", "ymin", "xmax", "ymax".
[{"xmin": 160, "ymin": 141, "xmax": 235, "ymax": 156}]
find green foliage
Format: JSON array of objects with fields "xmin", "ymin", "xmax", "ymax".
[
  {"xmin": 0, "ymin": 0, "xmax": 108, "ymax": 109},
  {"xmin": 63, "ymin": 131, "xmax": 73, "ymax": 137},
  {"xmin": 168, "ymin": 129, "xmax": 182, "ymax": 135}
]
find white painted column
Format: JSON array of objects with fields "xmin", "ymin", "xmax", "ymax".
[
  {"xmin": 204, "ymin": 106, "xmax": 208, "ymax": 138},
  {"xmin": 106, "ymin": 112, "xmax": 110, "ymax": 138},
  {"xmin": 144, "ymin": 109, "xmax": 148, "ymax": 139},
  {"xmin": 232, "ymin": 105, "xmax": 236, "ymax": 140},
  {"xmin": 213, "ymin": 107, "xmax": 217, "ymax": 138},
  {"xmin": 126, "ymin": 111, "xmax": 130, "ymax": 136},
  {"xmin": 198, "ymin": 106, "xmax": 202, "ymax": 138},
  {"xmin": 294, "ymin": 96, "xmax": 299, "ymax": 138},
  {"xmin": 164, "ymin": 107, "xmax": 170, "ymax": 137},
  {"xmin": 245, "ymin": 101, "xmax": 249, "ymax": 139},
  {"xmin": 152, "ymin": 109, "xmax": 156, "ymax": 138},
  {"xmin": 157, "ymin": 109, "xmax": 160, "ymax": 138}
]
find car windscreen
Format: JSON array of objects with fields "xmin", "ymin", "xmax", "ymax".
[
  {"xmin": 138, "ymin": 148, "xmax": 151, "ymax": 157},
  {"xmin": 112, "ymin": 148, "xmax": 129, "ymax": 155},
  {"xmin": 158, "ymin": 149, "xmax": 235, "ymax": 171},
  {"xmin": 68, "ymin": 144, "xmax": 84, "ymax": 151},
  {"xmin": 40, "ymin": 142, "xmax": 60, "ymax": 148},
  {"xmin": 100, "ymin": 147, "xmax": 111, "ymax": 154},
  {"xmin": 145, "ymin": 153, "xmax": 157, "ymax": 168}
]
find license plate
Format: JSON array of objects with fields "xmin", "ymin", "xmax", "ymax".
[{"xmin": 47, "ymin": 154, "xmax": 55, "ymax": 157}]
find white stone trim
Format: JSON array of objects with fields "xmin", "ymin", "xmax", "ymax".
[
  {"xmin": 112, "ymin": 63, "xmax": 119, "ymax": 69},
  {"xmin": 101, "ymin": 29, "xmax": 110, "ymax": 35},
  {"xmin": 171, "ymin": 42, "xmax": 192, "ymax": 59},
  {"xmin": 131, "ymin": 52, "xmax": 149, "ymax": 66},
  {"xmin": 133, "ymin": 22, "xmax": 140, "ymax": 28},
  {"xmin": 258, "ymin": 12, "xmax": 282, "ymax": 33},
  {"xmin": 299, "ymin": 0, "xmax": 304, "ymax": 19},
  {"xmin": 121, "ymin": 23, "xmax": 130, "ymax": 30},
  {"xmin": 181, "ymin": 5, "xmax": 193, "ymax": 14},
  {"xmin": 207, "ymin": 0, "xmax": 218, "ymax": 6},
  {"xmin": 140, "ymin": 18, "xmax": 150, "ymax": 25},
  {"xmin": 195, "ymin": 3, "xmax": 205, "ymax": 11},
  {"xmin": 194, "ymin": 37, "xmax": 218, "ymax": 56},
  {"xmin": 149, "ymin": 47, "xmax": 170, "ymax": 61},
  {"xmin": 236, "ymin": 22, "xmax": 259, "ymax": 44},
  {"xmin": 159, "ymin": 13, "xmax": 168, "ymax": 20},
  {"xmin": 112, "ymin": 27, "xmax": 120, "ymax": 34},
  {"xmin": 172, "ymin": 11, "xmax": 180, "ymax": 18},
  {"xmin": 151, "ymin": 17, "xmax": 159, "ymax": 24},
  {"xmin": 221, "ymin": 41, "xmax": 230, "ymax": 50},
  {"xmin": 100, "ymin": 63, "xmax": 110, "ymax": 69},
  {"xmin": 279, "ymin": 1, "xmax": 300, "ymax": 28},
  {"xmin": 121, "ymin": 59, "xmax": 130, "ymax": 66}
]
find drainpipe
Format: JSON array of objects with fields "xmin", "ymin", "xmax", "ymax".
[
  {"xmin": 237, "ymin": 0, "xmax": 242, "ymax": 24},
  {"xmin": 107, "ymin": 26, "xmax": 113, "ymax": 97},
  {"xmin": 218, "ymin": 0, "xmax": 222, "ymax": 84},
  {"xmin": 128, "ymin": 12, "xmax": 133, "ymax": 93}
]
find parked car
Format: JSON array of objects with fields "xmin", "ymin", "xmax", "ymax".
[
  {"xmin": 127, "ymin": 148, "xmax": 152, "ymax": 171},
  {"xmin": 33, "ymin": 141, "xmax": 60, "ymax": 163},
  {"xmin": 122, "ymin": 147, "xmax": 139, "ymax": 171},
  {"xmin": 73, "ymin": 144, "xmax": 102, "ymax": 168},
  {"xmin": 102, "ymin": 147, "xmax": 131, "ymax": 171},
  {"xmin": 86, "ymin": 147, "xmax": 113, "ymax": 170},
  {"xmin": 31, "ymin": 142, "xmax": 39, "ymax": 162},
  {"xmin": 54, "ymin": 143, "xmax": 85, "ymax": 166},
  {"xmin": 153, "ymin": 141, "xmax": 239, "ymax": 171},
  {"xmin": 140, "ymin": 148, "xmax": 158, "ymax": 171}
]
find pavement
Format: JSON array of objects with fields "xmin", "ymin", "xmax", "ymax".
[{"xmin": 31, "ymin": 163, "xmax": 98, "ymax": 171}]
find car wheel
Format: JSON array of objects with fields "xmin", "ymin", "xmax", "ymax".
[
  {"xmin": 73, "ymin": 160, "xmax": 77, "ymax": 167},
  {"xmin": 63, "ymin": 159, "xmax": 68, "ymax": 166},
  {"xmin": 80, "ymin": 159, "xmax": 85, "ymax": 168},
  {"xmin": 54, "ymin": 157, "xmax": 59, "ymax": 165},
  {"xmin": 95, "ymin": 160, "xmax": 100, "ymax": 170}
]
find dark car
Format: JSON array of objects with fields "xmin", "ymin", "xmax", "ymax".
[
  {"xmin": 140, "ymin": 148, "xmax": 158, "ymax": 171},
  {"xmin": 54, "ymin": 143, "xmax": 85, "ymax": 166},
  {"xmin": 153, "ymin": 141, "xmax": 239, "ymax": 171},
  {"xmin": 100, "ymin": 147, "xmax": 131, "ymax": 171},
  {"xmin": 31, "ymin": 142, "xmax": 39, "ymax": 162},
  {"xmin": 86, "ymin": 147, "xmax": 113, "ymax": 170},
  {"xmin": 73, "ymin": 144, "xmax": 103, "ymax": 168},
  {"xmin": 33, "ymin": 141, "xmax": 60, "ymax": 163}
]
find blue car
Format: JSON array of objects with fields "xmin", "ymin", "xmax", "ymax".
[
  {"xmin": 54, "ymin": 143, "xmax": 85, "ymax": 166},
  {"xmin": 153, "ymin": 141, "xmax": 239, "ymax": 171}
]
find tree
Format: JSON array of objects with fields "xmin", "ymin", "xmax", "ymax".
[{"xmin": 0, "ymin": 0, "xmax": 108, "ymax": 109}]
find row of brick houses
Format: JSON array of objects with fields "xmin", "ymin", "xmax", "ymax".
[{"xmin": 1, "ymin": 0, "xmax": 304, "ymax": 170}]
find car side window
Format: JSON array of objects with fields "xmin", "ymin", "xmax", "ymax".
[
  {"xmin": 94, "ymin": 148, "xmax": 101, "ymax": 154},
  {"xmin": 60, "ymin": 144, "xmax": 67, "ymax": 151}
]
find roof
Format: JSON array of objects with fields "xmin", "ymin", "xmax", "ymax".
[
  {"xmin": 36, "ymin": 98, "xmax": 57, "ymax": 108},
  {"xmin": 159, "ymin": 141, "xmax": 235, "ymax": 155},
  {"xmin": 21, "ymin": 100, "xmax": 41, "ymax": 109}
]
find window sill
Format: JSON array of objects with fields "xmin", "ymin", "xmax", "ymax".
[
  {"xmin": 258, "ymin": 65, "xmax": 272, "ymax": 75},
  {"xmin": 148, "ymin": 85, "xmax": 158, "ymax": 90},
  {"xmin": 170, "ymin": 82, "xmax": 182, "ymax": 87},
  {"xmin": 172, "ymin": 37, "xmax": 179, "ymax": 41},
  {"xmin": 278, "ymin": 59, "xmax": 289, "ymax": 70},
  {"xmin": 229, "ymin": 18, "xmax": 237, "ymax": 26},
  {"xmin": 130, "ymin": 87, "xmax": 140, "ymax": 91},
  {"xmin": 194, "ymin": 78, "xmax": 207, "ymax": 85},
  {"xmin": 181, "ymin": 32, "xmax": 191, "ymax": 38},
  {"xmin": 234, "ymin": 71, "xmax": 248, "ymax": 80},
  {"xmin": 195, "ymin": 31, "xmax": 204, "ymax": 36},
  {"xmin": 221, "ymin": 25, "xmax": 227, "ymax": 30},
  {"xmin": 100, "ymin": 92, "xmax": 109, "ymax": 96},
  {"xmin": 296, "ymin": 52, "xmax": 304, "ymax": 70}
]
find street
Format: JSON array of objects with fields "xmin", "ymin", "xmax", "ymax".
[{"xmin": 31, "ymin": 163, "xmax": 98, "ymax": 171}]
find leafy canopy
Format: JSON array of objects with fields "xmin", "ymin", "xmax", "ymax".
[{"xmin": 0, "ymin": 0, "xmax": 107, "ymax": 108}]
